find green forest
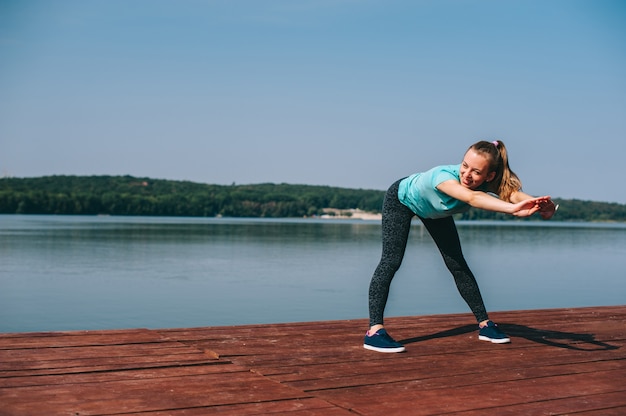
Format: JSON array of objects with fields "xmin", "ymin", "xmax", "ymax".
[{"xmin": 1, "ymin": 175, "xmax": 625, "ymax": 222}]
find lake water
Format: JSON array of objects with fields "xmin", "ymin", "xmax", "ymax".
[{"xmin": 1, "ymin": 215, "xmax": 625, "ymax": 333}]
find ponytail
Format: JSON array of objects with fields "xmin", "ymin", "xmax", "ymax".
[{"xmin": 469, "ymin": 140, "xmax": 521, "ymax": 202}]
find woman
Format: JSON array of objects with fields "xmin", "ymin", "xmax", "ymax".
[{"xmin": 364, "ymin": 140, "xmax": 557, "ymax": 353}]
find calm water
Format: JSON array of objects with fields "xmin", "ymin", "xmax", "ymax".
[{"xmin": 1, "ymin": 215, "xmax": 625, "ymax": 333}]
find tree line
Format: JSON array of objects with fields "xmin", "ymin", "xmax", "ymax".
[
  {"xmin": 1, "ymin": 175, "xmax": 625, "ymax": 222},
  {"xmin": 0, "ymin": 175, "xmax": 383, "ymax": 218}
]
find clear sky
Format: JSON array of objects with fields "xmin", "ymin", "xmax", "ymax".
[{"xmin": 1, "ymin": 0, "xmax": 625, "ymax": 203}]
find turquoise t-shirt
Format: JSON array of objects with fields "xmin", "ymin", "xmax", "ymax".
[{"xmin": 398, "ymin": 164, "xmax": 476, "ymax": 219}]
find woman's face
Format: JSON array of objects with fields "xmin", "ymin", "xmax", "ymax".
[{"xmin": 459, "ymin": 150, "xmax": 495, "ymax": 189}]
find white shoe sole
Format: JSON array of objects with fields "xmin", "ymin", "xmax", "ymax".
[
  {"xmin": 478, "ymin": 335, "xmax": 511, "ymax": 344},
  {"xmin": 363, "ymin": 344, "xmax": 406, "ymax": 353}
]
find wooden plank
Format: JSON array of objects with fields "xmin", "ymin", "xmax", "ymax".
[
  {"xmin": 443, "ymin": 392, "xmax": 626, "ymax": 415},
  {"xmin": 0, "ymin": 362, "xmax": 236, "ymax": 389},
  {"xmin": 0, "ymin": 343, "xmax": 222, "ymax": 379},
  {"xmin": 319, "ymin": 369, "xmax": 626, "ymax": 415},
  {"xmin": 0, "ymin": 328, "xmax": 166, "ymax": 349},
  {"xmin": 268, "ymin": 354, "xmax": 623, "ymax": 392},
  {"xmin": 0, "ymin": 372, "xmax": 314, "ymax": 415},
  {"xmin": 123, "ymin": 398, "xmax": 355, "ymax": 415}
]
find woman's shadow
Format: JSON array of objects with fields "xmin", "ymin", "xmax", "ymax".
[{"xmin": 400, "ymin": 323, "xmax": 620, "ymax": 351}]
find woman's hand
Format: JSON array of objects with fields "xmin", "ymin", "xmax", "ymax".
[
  {"xmin": 538, "ymin": 198, "xmax": 558, "ymax": 220},
  {"xmin": 511, "ymin": 196, "xmax": 551, "ymax": 217}
]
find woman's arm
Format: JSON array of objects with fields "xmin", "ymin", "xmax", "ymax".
[
  {"xmin": 509, "ymin": 190, "xmax": 534, "ymax": 203},
  {"xmin": 437, "ymin": 180, "xmax": 549, "ymax": 217}
]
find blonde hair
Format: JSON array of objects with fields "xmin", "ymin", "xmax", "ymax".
[{"xmin": 469, "ymin": 140, "xmax": 521, "ymax": 202}]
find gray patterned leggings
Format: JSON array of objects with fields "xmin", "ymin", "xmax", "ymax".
[{"xmin": 368, "ymin": 179, "xmax": 489, "ymax": 327}]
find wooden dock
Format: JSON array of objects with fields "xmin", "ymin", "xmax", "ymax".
[{"xmin": 1, "ymin": 305, "xmax": 625, "ymax": 415}]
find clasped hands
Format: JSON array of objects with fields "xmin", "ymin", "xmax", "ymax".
[{"xmin": 514, "ymin": 196, "xmax": 557, "ymax": 219}]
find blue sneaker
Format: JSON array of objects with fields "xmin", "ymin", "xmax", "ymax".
[
  {"xmin": 363, "ymin": 328, "xmax": 406, "ymax": 353},
  {"xmin": 478, "ymin": 321, "xmax": 511, "ymax": 344}
]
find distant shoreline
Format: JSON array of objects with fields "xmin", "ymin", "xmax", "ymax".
[{"xmin": 320, "ymin": 208, "xmax": 382, "ymax": 221}]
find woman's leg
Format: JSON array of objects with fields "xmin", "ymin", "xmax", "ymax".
[
  {"xmin": 368, "ymin": 180, "xmax": 415, "ymax": 328},
  {"xmin": 420, "ymin": 216, "xmax": 489, "ymax": 323}
]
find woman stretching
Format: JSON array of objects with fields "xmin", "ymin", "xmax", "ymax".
[{"xmin": 364, "ymin": 140, "xmax": 557, "ymax": 353}]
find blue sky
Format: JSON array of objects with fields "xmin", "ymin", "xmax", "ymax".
[{"xmin": 1, "ymin": 0, "xmax": 625, "ymax": 204}]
